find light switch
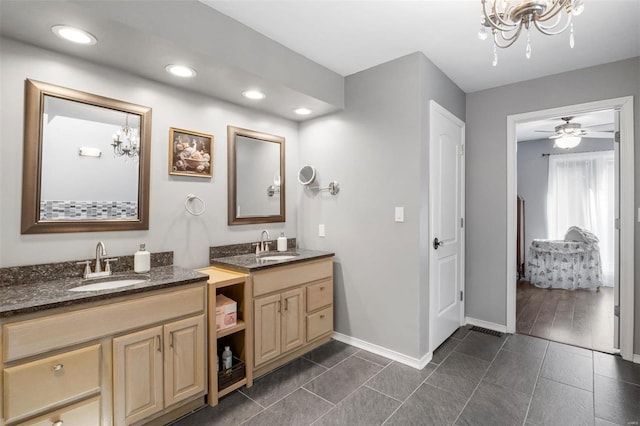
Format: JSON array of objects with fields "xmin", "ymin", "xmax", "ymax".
[
  {"xmin": 395, "ymin": 207, "xmax": 404, "ymax": 222},
  {"xmin": 319, "ymin": 224, "xmax": 325, "ymax": 237}
]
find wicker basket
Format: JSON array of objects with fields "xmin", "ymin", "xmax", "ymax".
[{"xmin": 218, "ymin": 356, "xmax": 245, "ymax": 391}]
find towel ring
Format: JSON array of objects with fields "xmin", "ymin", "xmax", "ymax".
[{"xmin": 185, "ymin": 194, "xmax": 206, "ymax": 216}]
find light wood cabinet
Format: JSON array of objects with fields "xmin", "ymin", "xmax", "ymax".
[
  {"xmin": 254, "ymin": 287, "xmax": 305, "ymax": 366},
  {"xmin": 113, "ymin": 326, "xmax": 164, "ymax": 425},
  {"xmin": 19, "ymin": 396, "xmax": 101, "ymax": 426},
  {"xmin": 196, "ymin": 267, "xmax": 253, "ymax": 408},
  {"xmin": 253, "ymin": 294, "xmax": 282, "ymax": 366},
  {"xmin": 4, "ymin": 344, "xmax": 101, "ymax": 424},
  {"xmin": 1, "ymin": 282, "xmax": 207, "ymax": 426},
  {"xmin": 251, "ymin": 258, "xmax": 334, "ymax": 377},
  {"xmin": 113, "ymin": 315, "xmax": 205, "ymax": 425},
  {"xmin": 163, "ymin": 315, "xmax": 206, "ymax": 407}
]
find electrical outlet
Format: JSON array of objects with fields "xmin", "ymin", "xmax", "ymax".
[
  {"xmin": 319, "ymin": 224, "xmax": 325, "ymax": 237},
  {"xmin": 395, "ymin": 207, "xmax": 404, "ymax": 222}
]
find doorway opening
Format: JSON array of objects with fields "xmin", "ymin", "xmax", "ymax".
[
  {"xmin": 515, "ymin": 108, "xmax": 616, "ymax": 353},
  {"xmin": 506, "ymin": 97, "xmax": 635, "ymax": 361}
]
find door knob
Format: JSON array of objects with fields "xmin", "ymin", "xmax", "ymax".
[{"xmin": 433, "ymin": 237, "xmax": 444, "ymax": 249}]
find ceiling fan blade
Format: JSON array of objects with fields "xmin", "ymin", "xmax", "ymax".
[
  {"xmin": 533, "ymin": 130, "xmax": 554, "ymax": 133},
  {"xmin": 582, "ymin": 123, "xmax": 614, "ymax": 130},
  {"xmin": 584, "ymin": 131, "xmax": 615, "ymax": 138}
]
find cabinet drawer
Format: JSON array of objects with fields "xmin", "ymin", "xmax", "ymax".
[
  {"xmin": 306, "ymin": 307, "xmax": 333, "ymax": 342},
  {"xmin": 4, "ymin": 345, "xmax": 101, "ymax": 423},
  {"xmin": 306, "ymin": 280, "xmax": 333, "ymax": 312},
  {"xmin": 253, "ymin": 259, "xmax": 332, "ymax": 297},
  {"xmin": 19, "ymin": 396, "xmax": 100, "ymax": 426}
]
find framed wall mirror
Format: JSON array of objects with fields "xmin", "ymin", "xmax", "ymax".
[
  {"xmin": 21, "ymin": 79, "xmax": 151, "ymax": 234},
  {"xmin": 228, "ymin": 126, "xmax": 285, "ymax": 225}
]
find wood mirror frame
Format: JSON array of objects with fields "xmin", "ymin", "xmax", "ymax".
[
  {"xmin": 21, "ymin": 79, "xmax": 152, "ymax": 234},
  {"xmin": 228, "ymin": 126, "xmax": 285, "ymax": 225}
]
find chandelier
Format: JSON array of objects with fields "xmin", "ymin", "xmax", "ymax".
[
  {"xmin": 478, "ymin": 0, "xmax": 584, "ymax": 66},
  {"xmin": 111, "ymin": 114, "xmax": 140, "ymax": 160}
]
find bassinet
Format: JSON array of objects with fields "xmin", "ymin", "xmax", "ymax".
[{"xmin": 526, "ymin": 227, "xmax": 603, "ymax": 290}]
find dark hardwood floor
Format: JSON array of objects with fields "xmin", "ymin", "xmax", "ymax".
[{"xmin": 516, "ymin": 280, "xmax": 615, "ymax": 353}]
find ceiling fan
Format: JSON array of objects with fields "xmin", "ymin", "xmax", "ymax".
[{"xmin": 535, "ymin": 116, "xmax": 614, "ymax": 149}]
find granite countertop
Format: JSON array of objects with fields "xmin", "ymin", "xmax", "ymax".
[
  {"xmin": 0, "ymin": 266, "xmax": 208, "ymax": 318},
  {"xmin": 210, "ymin": 249, "xmax": 334, "ymax": 272}
]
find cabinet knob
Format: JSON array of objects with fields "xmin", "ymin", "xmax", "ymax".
[
  {"xmin": 320, "ymin": 286, "xmax": 325, "ymax": 291},
  {"xmin": 52, "ymin": 421, "xmax": 64, "ymax": 426},
  {"xmin": 320, "ymin": 315, "xmax": 325, "ymax": 319},
  {"xmin": 52, "ymin": 364, "xmax": 64, "ymax": 372}
]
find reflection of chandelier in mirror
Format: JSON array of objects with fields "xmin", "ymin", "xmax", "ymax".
[
  {"xmin": 111, "ymin": 115, "xmax": 139, "ymax": 160},
  {"xmin": 478, "ymin": 0, "xmax": 584, "ymax": 66}
]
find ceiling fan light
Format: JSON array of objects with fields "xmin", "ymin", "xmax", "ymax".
[{"xmin": 554, "ymin": 136, "xmax": 582, "ymax": 149}]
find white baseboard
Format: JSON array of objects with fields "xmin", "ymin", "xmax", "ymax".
[
  {"xmin": 465, "ymin": 317, "xmax": 508, "ymax": 334},
  {"xmin": 633, "ymin": 354, "xmax": 640, "ymax": 364},
  {"xmin": 332, "ymin": 332, "xmax": 431, "ymax": 370}
]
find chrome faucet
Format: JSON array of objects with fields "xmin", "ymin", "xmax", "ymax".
[
  {"xmin": 76, "ymin": 241, "xmax": 118, "ymax": 279},
  {"xmin": 95, "ymin": 241, "xmax": 107, "ymax": 273},
  {"xmin": 257, "ymin": 230, "xmax": 271, "ymax": 254}
]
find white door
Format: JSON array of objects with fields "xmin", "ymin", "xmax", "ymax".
[{"xmin": 429, "ymin": 101, "xmax": 465, "ymax": 353}]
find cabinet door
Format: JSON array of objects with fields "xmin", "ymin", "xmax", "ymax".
[
  {"xmin": 254, "ymin": 294, "xmax": 281, "ymax": 366},
  {"xmin": 113, "ymin": 325, "xmax": 164, "ymax": 425},
  {"xmin": 164, "ymin": 315, "xmax": 206, "ymax": 407},
  {"xmin": 281, "ymin": 288, "xmax": 305, "ymax": 353}
]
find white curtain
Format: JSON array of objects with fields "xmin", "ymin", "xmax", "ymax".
[{"xmin": 546, "ymin": 150, "xmax": 615, "ymax": 286}]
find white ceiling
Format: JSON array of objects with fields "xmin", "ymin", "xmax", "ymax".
[
  {"xmin": 203, "ymin": 0, "xmax": 640, "ymax": 93},
  {"xmin": 1, "ymin": 1, "xmax": 638, "ymax": 122}
]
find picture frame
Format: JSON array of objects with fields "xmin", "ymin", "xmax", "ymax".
[{"xmin": 169, "ymin": 127, "xmax": 213, "ymax": 178}]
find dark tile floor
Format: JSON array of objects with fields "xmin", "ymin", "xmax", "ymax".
[
  {"xmin": 516, "ymin": 280, "xmax": 614, "ymax": 353},
  {"xmin": 172, "ymin": 329, "xmax": 640, "ymax": 426}
]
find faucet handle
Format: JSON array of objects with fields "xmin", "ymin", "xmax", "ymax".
[
  {"xmin": 104, "ymin": 258, "xmax": 119, "ymax": 273},
  {"xmin": 76, "ymin": 261, "xmax": 91, "ymax": 278},
  {"xmin": 264, "ymin": 241, "xmax": 271, "ymax": 252}
]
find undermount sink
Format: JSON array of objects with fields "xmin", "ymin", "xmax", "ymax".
[
  {"xmin": 69, "ymin": 278, "xmax": 147, "ymax": 292},
  {"xmin": 258, "ymin": 255, "xmax": 298, "ymax": 261}
]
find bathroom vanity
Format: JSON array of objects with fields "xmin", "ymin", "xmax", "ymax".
[
  {"xmin": 208, "ymin": 249, "xmax": 334, "ymax": 379},
  {"xmin": 0, "ymin": 267, "xmax": 208, "ymax": 426}
]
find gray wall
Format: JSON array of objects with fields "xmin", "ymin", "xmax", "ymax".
[
  {"xmin": 298, "ymin": 52, "xmax": 464, "ymax": 359},
  {"xmin": 465, "ymin": 57, "xmax": 640, "ymax": 352},
  {"xmin": 0, "ymin": 38, "xmax": 299, "ymax": 269},
  {"xmin": 517, "ymin": 137, "xmax": 614, "ymax": 251}
]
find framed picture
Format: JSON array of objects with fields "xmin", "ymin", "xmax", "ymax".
[{"xmin": 169, "ymin": 127, "xmax": 213, "ymax": 178}]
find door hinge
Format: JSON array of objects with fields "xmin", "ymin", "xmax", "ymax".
[
  {"xmin": 614, "ymin": 305, "xmax": 620, "ymax": 317},
  {"xmin": 460, "ymin": 217, "xmax": 464, "ymax": 228},
  {"xmin": 460, "ymin": 291, "xmax": 464, "ymax": 301},
  {"xmin": 460, "ymin": 144, "xmax": 465, "ymax": 156},
  {"xmin": 615, "ymin": 218, "xmax": 620, "ymax": 230},
  {"xmin": 614, "ymin": 131, "xmax": 620, "ymax": 143}
]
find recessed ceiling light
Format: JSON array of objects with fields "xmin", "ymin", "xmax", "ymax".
[
  {"xmin": 165, "ymin": 64, "xmax": 197, "ymax": 78},
  {"xmin": 242, "ymin": 90, "xmax": 266, "ymax": 100},
  {"xmin": 51, "ymin": 25, "xmax": 97, "ymax": 45},
  {"xmin": 294, "ymin": 108, "xmax": 312, "ymax": 116}
]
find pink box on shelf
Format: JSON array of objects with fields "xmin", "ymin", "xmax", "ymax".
[{"xmin": 216, "ymin": 294, "xmax": 237, "ymax": 330}]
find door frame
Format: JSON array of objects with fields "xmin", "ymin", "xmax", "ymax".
[
  {"xmin": 506, "ymin": 96, "xmax": 635, "ymax": 361},
  {"xmin": 428, "ymin": 100, "xmax": 466, "ymax": 352}
]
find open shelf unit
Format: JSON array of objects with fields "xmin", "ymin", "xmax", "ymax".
[{"xmin": 197, "ymin": 267, "xmax": 253, "ymax": 407}]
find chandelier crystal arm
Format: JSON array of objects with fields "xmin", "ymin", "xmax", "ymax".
[
  {"xmin": 481, "ymin": 0, "xmax": 516, "ymax": 31},
  {"xmin": 491, "ymin": 0, "xmax": 517, "ymax": 29},
  {"xmin": 493, "ymin": 25, "xmax": 524, "ymax": 49},
  {"xmin": 533, "ymin": 12, "xmax": 572, "ymax": 35},
  {"xmin": 537, "ymin": 0, "xmax": 570, "ymax": 20}
]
